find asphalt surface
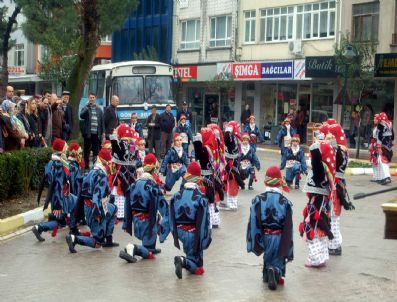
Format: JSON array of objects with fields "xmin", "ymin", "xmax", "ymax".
[{"xmin": 1, "ymin": 150, "xmax": 397, "ymax": 302}]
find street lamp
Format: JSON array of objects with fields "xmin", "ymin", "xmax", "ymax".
[{"xmin": 341, "ymin": 44, "xmax": 356, "ymax": 128}]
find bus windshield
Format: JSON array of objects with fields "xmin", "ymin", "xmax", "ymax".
[
  {"xmin": 87, "ymin": 71, "xmax": 106, "ymax": 99},
  {"xmin": 112, "ymin": 76, "xmax": 144, "ymax": 105},
  {"xmin": 145, "ymin": 76, "xmax": 173, "ymax": 104}
]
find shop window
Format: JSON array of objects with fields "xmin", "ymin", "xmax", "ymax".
[
  {"xmin": 14, "ymin": 44, "xmax": 24, "ymax": 67},
  {"xmin": 180, "ymin": 19, "xmax": 200, "ymax": 50},
  {"xmin": 277, "ymin": 84, "xmax": 297, "ymax": 125},
  {"xmin": 311, "ymin": 83, "xmax": 333, "ymax": 123},
  {"xmin": 352, "ymin": 2, "xmax": 379, "ymax": 42},
  {"xmin": 209, "ymin": 15, "xmax": 232, "ymax": 47},
  {"xmin": 244, "ymin": 10, "xmax": 256, "ymax": 43}
]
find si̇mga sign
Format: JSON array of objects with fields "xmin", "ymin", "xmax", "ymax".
[
  {"xmin": 374, "ymin": 53, "xmax": 397, "ymax": 77},
  {"xmin": 229, "ymin": 61, "xmax": 294, "ymax": 80}
]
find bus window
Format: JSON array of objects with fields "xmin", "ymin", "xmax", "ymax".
[
  {"xmin": 97, "ymin": 71, "xmax": 106, "ymax": 99},
  {"xmin": 88, "ymin": 72, "xmax": 98, "ymax": 96},
  {"xmin": 112, "ymin": 76, "xmax": 144, "ymax": 105},
  {"xmin": 145, "ymin": 76, "xmax": 173, "ymax": 104}
]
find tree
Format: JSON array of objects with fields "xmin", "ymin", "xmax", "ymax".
[
  {"xmin": 0, "ymin": 0, "xmax": 21, "ymax": 95},
  {"xmin": 133, "ymin": 46, "xmax": 159, "ymax": 61},
  {"xmin": 16, "ymin": 0, "xmax": 138, "ymax": 136},
  {"xmin": 334, "ymin": 33, "xmax": 377, "ymax": 158}
]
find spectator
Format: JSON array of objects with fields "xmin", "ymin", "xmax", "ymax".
[
  {"xmin": 61, "ymin": 91, "xmax": 73, "ymax": 140},
  {"xmin": 2, "ymin": 85, "xmax": 14, "ymax": 103},
  {"xmin": 104, "ymin": 95, "xmax": 120, "ymax": 139},
  {"xmin": 16, "ymin": 99, "xmax": 32, "ymax": 147},
  {"xmin": 146, "ymin": 105, "xmax": 161, "ymax": 159},
  {"xmin": 350, "ymin": 111, "xmax": 360, "ymax": 147},
  {"xmin": 240, "ymin": 103, "xmax": 251, "ymax": 127},
  {"xmin": 159, "ymin": 104, "xmax": 175, "ymax": 157},
  {"xmin": 361, "ymin": 104, "xmax": 373, "ymax": 146},
  {"xmin": 39, "ymin": 97, "xmax": 52, "ymax": 146},
  {"xmin": 296, "ymin": 105, "xmax": 306, "ymax": 143},
  {"xmin": 130, "ymin": 112, "xmax": 143, "ymax": 138},
  {"xmin": 26, "ymin": 97, "xmax": 44, "ymax": 147},
  {"xmin": 51, "ymin": 94, "xmax": 65, "ymax": 142},
  {"xmin": 176, "ymin": 101, "xmax": 192, "ymax": 126},
  {"xmin": 80, "ymin": 92, "xmax": 105, "ymax": 169}
]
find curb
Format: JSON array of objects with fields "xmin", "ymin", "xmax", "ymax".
[
  {"xmin": 0, "ymin": 206, "xmax": 50, "ymax": 237},
  {"xmin": 345, "ymin": 168, "xmax": 373, "ymax": 176}
]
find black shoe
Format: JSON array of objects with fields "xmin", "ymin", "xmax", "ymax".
[
  {"xmin": 66, "ymin": 234, "xmax": 77, "ymax": 253},
  {"xmin": 248, "ymin": 186, "xmax": 254, "ymax": 190},
  {"xmin": 174, "ymin": 256, "xmax": 183, "ymax": 279},
  {"xmin": 32, "ymin": 226, "xmax": 45, "ymax": 242},
  {"xmin": 119, "ymin": 249, "xmax": 137, "ymax": 263},
  {"xmin": 329, "ymin": 247, "xmax": 342, "ymax": 256},
  {"xmin": 370, "ymin": 179, "xmax": 380, "ymax": 183},
  {"xmin": 267, "ymin": 267, "xmax": 278, "ymax": 290},
  {"xmin": 262, "ymin": 268, "xmax": 268, "ymax": 283},
  {"xmin": 103, "ymin": 236, "xmax": 120, "ymax": 248},
  {"xmin": 294, "ymin": 184, "xmax": 299, "ymax": 190},
  {"xmin": 148, "ymin": 248, "xmax": 162, "ymax": 254}
]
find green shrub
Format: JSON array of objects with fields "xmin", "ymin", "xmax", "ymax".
[{"xmin": 0, "ymin": 147, "xmax": 52, "ymax": 202}]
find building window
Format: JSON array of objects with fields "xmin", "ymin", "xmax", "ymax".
[
  {"xmin": 180, "ymin": 19, "xmax": 200, "ymax": 50},
  {"xmin": 260, "ymin": 6, "xmax": 294, "ymax": 42},
  {"xmin": 101, "ymin": 35, "xmax": 112, "ymax": 43},
  {"xmin": 352, "ymin": 2, "xmax": 379, "ymax": 42},
  {"xmin": 244, "ymin": 10, "xmax": 256, "ymax": 43},
  {"xmin": 14, "ymin": 44, "xmax": 24, "ymax": 66},
  {"xmin": 210, "ymin": 15, "xmax": 232, "ymax": 47}
]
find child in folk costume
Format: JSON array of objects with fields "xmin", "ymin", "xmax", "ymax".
[
  {"xmin": 239, "ymin": 132, "xmax": 260, "ymax": 190},
  {"xmin": 102, "ymin": 140, "xmax": 112, "ymax": 151},
  {"xmin": 32, "ymin": 139, "xmax": 77, "ymax": 241},
  {"xmin": 174, "ymin": 113, "xmax": 193, "ymax": 155},
  {"xmin": 280, "ymin": 134, "xmax": 307, "ymax": 190},
  {"xmin": 119, "ymin": 153, "xmax": 170, "ymax": 263},
  {"xmin": 243, "ymin": 115, "xmax": 264, "ymax": 152},
  {"xmin": 68, "ymin": 142, "xmax": 84, "ymax": 196},
  {"xmin": 369, "ymin": 112, "xmax": 394, "ymax": 185},
  {"xmin": 207, "ymin": 123, "xmax": 225, "ymax": 203},
  {"xmin": 66, "ymin": 148, "xmax": 119, "ymax": 252},
  {"xmin": 221, "ymin": 121, "xmax": 245, "ymax": 210},
  {"xmin": 109, "ymin": 124, "xmax": 138, "ymax": 219},
  {"xmin": 130, "ymin": 112, "xmax": 144, "ymax": 138},
  {"xmin": 162, "ymin": 162, "xmax": 212, "ymax": 279},
  {"xmin": 133, "ymin": 137, "xmax": 146, "ymax": 179},
  {"xmin": 327, "ymin": 123, "xmax": 355, "ymax": 256},
  {"xmin": 193, "ymin": 127, "xmax": 221, "ymax": 227},
  {"xmin": 276, "ymin": 118, "xmax": 296, "ymax": 157},
  {"xmin": 300, "ymin": 141, "xmax": 336, "ymax": 267},
  {"xmin": 247, "ymin": 166, "xmax": 293, "ymax": 290},
  {"xmin": 160, "ymin": 133, "xmax": 190, "ymax": 192}
]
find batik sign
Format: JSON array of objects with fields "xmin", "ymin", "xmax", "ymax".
[
  {"xmin": 374, "ymin": 53, "xmax": 397, "ymax": 77},
  {"xmin": 261, "ymin": 61, "xmax": 293, "ymax": 79}
]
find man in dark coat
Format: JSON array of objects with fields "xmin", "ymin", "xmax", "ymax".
[
  {"xmin": 176, "ymin": 101, "xmax": 192, "ymax": 127},
  {"xmin": 159, "ymin": 104, "xmax": 175, "ymax": 158},
  {"xmin": 80, "ymin": 92, "xmax": 105, "ymax": 169},
  {"xmin": 61, "ymin": 91, "xmax": 73, "ymax": 141},
  {"xmin": 146, "ymin": 105, "xmax": 161, "ymax": 159},
  {"xmin": 240, "ymin": 103, "xmax": 251, "ymax": 127},
  {"xmin": 51, "ymin": 94, "xmax": 65, "ymax": 142},
  {"xmin": 104, "ymin": 95, "xmax": 120, "ymax": 139}
]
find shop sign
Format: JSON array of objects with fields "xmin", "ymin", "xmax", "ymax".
[
  {"xmin": 232, "ymin": 63, "xmax": 261, "ymax": 79},
  {"xmin": 374, "ymin": 53, "xmax": 397, "ymax": 77},
  {"xmin": 174, "ymin": 65, "xmax": 197, "ymax": 82},
  {"xmin": 216, "ymin": 63, "xmax": 232, "ymax": 80},
  {"xmin": 261, "ymin": 61, "xmax": 293, "ymax": 79},
  {"xmin": 8, "ymin": 66, "xmax": 25, "ymax": 75},
  {"xmin": 305, "ymin": 56, "xmax": 338, "ymax": 78},
  {"xmin": 294, "ymin": 59, "xmax": 310, "ymax": 80}
]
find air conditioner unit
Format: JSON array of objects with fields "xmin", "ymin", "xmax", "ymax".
[{"xmin": 288, "ymin": 40, "xmax": 303, "ymax": 55}]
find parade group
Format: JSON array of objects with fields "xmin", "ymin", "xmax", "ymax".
[{"xmin": 29, "ymin": 105, "xmax": 394, "ymax": 291}]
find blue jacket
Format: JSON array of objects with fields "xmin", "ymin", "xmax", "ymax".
[
  {"xmin": 160, "ymin": 147, "xmax": 189, "ymax": 174},
  {"xmin": 131, "ymin": 122, "xmax": 144, "ymax": 138},
  {"xmin": 276, "ymin": 126, "xmax": 296, "ymax": 148},
  {"xmin": 280, "ymin": 147, "xmax": 307, "ymax": 172},
  {"xmin": 243, "ymin": 124, "xmax": 263, "ymax": 144},
  {"xmin": 240, "ymin": 146, "xmax": 261, "ymax": 170},
  {"xmin": 174, "ymin": 123, "xmax": 193, "ymax": 144}
]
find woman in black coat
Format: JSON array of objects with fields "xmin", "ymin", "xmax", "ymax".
[{"xmin": 26, "ymin": 98, "xmax": 44, "ymax": 147}]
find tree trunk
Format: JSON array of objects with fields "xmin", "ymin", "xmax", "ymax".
[
  {"xmin": 0, "ymin": 6, "xmax": 20, "ymax": 95},
  {"xmin": 67, "ymin": 1, "xmax": 100, "ymax": 138}
]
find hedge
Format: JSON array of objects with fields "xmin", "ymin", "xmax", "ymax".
[{"xmin": 0, "ymin": 147, "xmax": 52, "ymax": 202}]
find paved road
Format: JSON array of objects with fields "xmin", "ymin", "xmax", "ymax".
[{"xmin": 1, "ymin": 151, "xmax": 397, "ymax": 302}]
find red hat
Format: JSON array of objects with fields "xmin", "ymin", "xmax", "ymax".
[
  {"xmin": 242, "ymin": 132, "xmax": 250, "ymax": 140},
  {"xmin": 117, "ymin": 124, "xmax": 134, "ymax": 139},
  {"xmin": 248, "ymin": 115, "xmax": 256, "ymax": 121},
  {"xmin": 225, "ymin": 121, "xmax": 241, "ymax": 138},
  {"xmin": 200, "ymin": 127, "xmax": 218, "ymax": 151},
  {"xmin": 265, "ymin": 166, "xmax": 289, "ymax": 192},
  {"xmin": 137, "ymin": 137, "xmax": 145, "ymax": 144},
  {"xmin": 327, "ymin": 118, "xmax": 337, "ymax": 125},
  {"xmin": 173, "ymin": 132, "xmax": 182, "ymax": 141},
  {"xmin": 144, "ymin": 153, "xmax": 157, "ymax": 166},
  {"xmin": 187, "ymin": 161, "xmax": 201, "ymax": 177},
  {"xmin": 379, "ymin": 112, "xmax": 390, "ymax": 123},
  {"xmin": 291, "ymin": 134, "xmax": 300, "ymax": 142},
  {"xmin": 320, "ymin": 142, "xmax": 336, "ymax": 177},
  {"xmin": 318, "ymin": 123, "xmax": 329, "ymax": 136},
  {"xmin": 131, "ymin": 112, "xmax": 137, "ymax": 118},
  {"xmin": 68, "ymin": 142, "xmax": 80, "ymax": 152},
  {"xmin": 328, "ymin": 124, "xmax": 347, "ymax": 146},
  {"xmin": 52, "ymin": 138, "xmax": 67, "ymax": 153},
  {"xmin": 102, "ymin": 140, "xmax": 112, "ymax": 149},
  {"xmin": 98, "ymin": 148, "xmax": 112, "ymax": 162}
]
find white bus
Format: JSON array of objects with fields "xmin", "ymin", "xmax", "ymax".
[{"xmin": 79, "ymin": 60, "xmax": 176, "ymax": 122}]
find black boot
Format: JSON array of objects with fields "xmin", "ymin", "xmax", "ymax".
[
  {"xmin": 267, "ymin": 267, "xmax": 278, "ymax": 290},
  {"xmin": 262, "ymin": 267, "xmax": 268, "ymax": 283},
  {"xmin": 119, "ymin": 244, "xmax": 138, "ymax": 263},
  {"xmin": 102, "ymin": 236, "xmax": 119, "ymax": 248},
  {"xmin": 66, "ymin": 234, "xmax": 77, "ymax": 253},
  {"xmin": 248, "ymin": 177, "xmax": 254, "ymax": 190},
  {"xmin": 174, "ymin": 256, "xmax": 184, "ymax": 279},
  {"xmin": 32, "ymin": 225, "xmax": 45, "ymax": 242},
  {"xmin": 294, "ymin": 178, "xmax": 300, "ymax": 190},
  {"xmin": 329, "ymin": 246, "xmax": 342, "ymax": 256}
]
